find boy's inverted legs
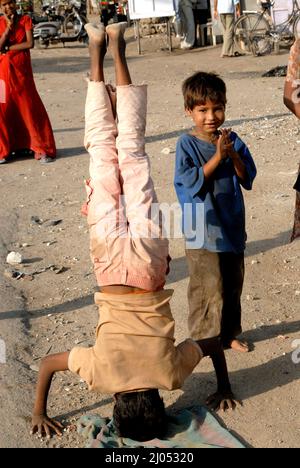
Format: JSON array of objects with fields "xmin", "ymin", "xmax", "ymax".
[{"xmin": 84, "ymin": 23, "xmax": 168, "ymax": 290}]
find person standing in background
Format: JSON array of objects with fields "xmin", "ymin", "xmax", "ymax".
[
  {"xmin": 194, "ymin": 0, "xmax": 210, "ymax": 46},
  {"xmin": 180, "ymin": 0, "xmax": 197, "ymax": 50},
  {"xmin": 214, "ymin": 0, "xmax": 240, "ymax": 57}
]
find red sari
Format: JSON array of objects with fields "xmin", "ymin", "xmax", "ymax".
[{"xmin": 0, "ymin": 15, "xmax": 56, "ymax": 161}]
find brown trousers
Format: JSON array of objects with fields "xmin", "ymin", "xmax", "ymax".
[{"xmin": 185, "ymin": 249, "xmax": 245, "ymax": 346}]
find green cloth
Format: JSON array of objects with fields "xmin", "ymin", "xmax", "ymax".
[{"xmin": 77, "ymin": 406, "xmax": 245, "ymax": 448}]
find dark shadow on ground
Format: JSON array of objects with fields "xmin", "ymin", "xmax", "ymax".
[
  {"xmin": 56, "ymin": 146, "xmax": 87, "ymax": 158},
  {"xmin": 54, "ymin": 127, "xmax": 84, "ymax": 134},
  {"xmin": 56, "ymin": 397, "xmax": 113, "ymax": 420},
  {"xmin": 169, "ymin": 352, "xmax": 299, "ymax": 408},
  {"xmin": 0, "ymin": 293, "xmax": 95, "ymax": 321},
  {"xmin": 32, "ymin": 53, "xmax": 139, "ymax": 74},
  {"xmin": 245, "ymin": 230, "xmax": 291, "ymax": 256}
]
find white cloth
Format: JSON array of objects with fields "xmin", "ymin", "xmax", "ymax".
[{"xmin": 217, "ymin": 0, "xmax": 239, "ymax": 14}]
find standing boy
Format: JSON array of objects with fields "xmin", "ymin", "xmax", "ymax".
[{"xmin": 175, "ymin": 71, "xmax": 256, "ymax": 353}]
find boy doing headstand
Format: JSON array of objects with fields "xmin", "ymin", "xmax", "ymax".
[{"xmin": 31, "ymin": 26, "xmax": 240, "ymax": 442}]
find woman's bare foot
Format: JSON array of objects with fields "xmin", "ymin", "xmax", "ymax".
[{"xmin": 229, "ymin": 339, "xmax": 250, "ymax": 353}]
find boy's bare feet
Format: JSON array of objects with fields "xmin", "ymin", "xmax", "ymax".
[{"xmin": 229, "ymin": 339, "xmax": 250, "ymax": 353}]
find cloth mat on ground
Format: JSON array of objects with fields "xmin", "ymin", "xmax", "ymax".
[{"xmin": 77, "ymin": 406, "xmax": 245, "ymax": 448}]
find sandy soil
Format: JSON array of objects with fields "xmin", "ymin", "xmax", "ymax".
[{"xmin": 0, "ymin": 27, "xmax": 299, "ymax": 448}]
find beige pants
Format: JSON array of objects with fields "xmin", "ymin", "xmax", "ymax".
[
  {"xmin": 186, "ymin": 249, "xmax": 244, "ymax": 344},
  {"xmin": 220, "ymin": 13, "xmax": 235, "ymax": 57}
]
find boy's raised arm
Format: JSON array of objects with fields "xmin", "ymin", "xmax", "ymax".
[{"xmin": 31, "ymin": 352, "xmax": 70, "ymax": 439}]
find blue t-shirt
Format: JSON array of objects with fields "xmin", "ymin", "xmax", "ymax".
[{"xmin": 174, "ymin": 132, "xmax": 257, "ymax": 253}]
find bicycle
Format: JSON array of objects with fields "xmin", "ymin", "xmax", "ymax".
[{"xmin": 234, "ymin": 0, "xmax": 300, "ymax": 56}]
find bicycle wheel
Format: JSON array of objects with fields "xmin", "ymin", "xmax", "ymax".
[
  {"xmin": 63, "ymin": 13, "xmax": 83, "ymax": 37},
  {"xmin": 234, "ymin": 13, "xmax": 272, "ymax": 56},
  {"xmin": 293, "ymin": 16, "xmax": 300, "ymax": 40}
]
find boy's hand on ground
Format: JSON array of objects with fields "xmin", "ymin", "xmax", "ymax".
[
  {"xmin": 31, "ymin": 414, "xmax": 64, "ymax": 439},
  {"xmin": 206, "ymin": 390, "xmax": 242, "ymax": 412}
]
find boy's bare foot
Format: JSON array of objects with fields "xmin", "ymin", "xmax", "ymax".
[
  {"xmin": 106, "ymin": 22, "xmax": 127, "ymax": 57},
  {"xmin": 84, "ymin": 22, "xmax": 106, "ymax": 46},
  {"xmin": 229, "ymin": 339, "xmax": 250, "ymax": 353}
]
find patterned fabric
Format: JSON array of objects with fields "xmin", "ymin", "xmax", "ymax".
[{"xmin": 77, "ymin": 406, "xmax": 245, "ymax": 448}]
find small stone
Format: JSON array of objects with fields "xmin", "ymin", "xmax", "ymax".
[
  {"xmin": 31, "ymin": 216, "xmax": 43, "ymax": 225},
  {"xmin": 30, "ymin": 364, "xmax": 40, "ymax": 372},
  {"xmin": 6, "ymin": 252, "xmax": 23, "ymax": 265},
  {"xmin": 161, "ymin": 147, "xmax": 171, "ymax": 155},
  {"xmin": 251, "ymin": 259, "xmax": 260, "ymax": 265}
]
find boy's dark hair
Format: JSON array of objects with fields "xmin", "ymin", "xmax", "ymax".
[
  {"xmin": 113, "ymin": 389, "xmax": 167, "ymax": 442},
  {"xmin": 182, "ymin": 72, "xmax": 227, "ymax": 110}
]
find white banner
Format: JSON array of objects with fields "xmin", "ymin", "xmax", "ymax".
[{"xmin": 128, "ymin": 0, "xmax": 175, "ymax": 19}]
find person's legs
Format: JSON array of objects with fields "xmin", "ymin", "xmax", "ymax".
[
  {"xmin": 220, "ymin": 14, "xmax": 234, "ymax": 57},
  {"xmin": 107, "ymin": 23, "xmax": 159, "ymax": 239},
  {"xmin": 106, "ymin": 23, "xmax": 131, "ymax": 86},
  {"xmin": 180, "ymin": 0, "xmax": 195, "ymax": 48},
  {"xmin": 219, "ymin": 252, "xmax": 249, "ymax": 352},
  {"xmin": 185, "ymin": 249, "xmax": 223, "ymax": 340},
  {"xmin": 103, "ymin": 24, "xmax": 169, "ymax": 291},
  {"xmin": 84, "ymin": 24, "xmax": 127, "ymax": 275}
]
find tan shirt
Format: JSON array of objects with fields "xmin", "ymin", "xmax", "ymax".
[{"xmin": 68, "ymin": 289, "xmax": 203, "ymax": 394}]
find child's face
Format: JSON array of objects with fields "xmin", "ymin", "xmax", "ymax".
[
  {"xmin": 1, "ymin": 0, "xmax": 16, "ymax": 17},
  {"xmin": 187, "ymin": 99, "xmax": 225, "ymax": 136}
]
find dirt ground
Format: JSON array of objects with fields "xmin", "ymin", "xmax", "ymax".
[{"xmin": 0, "ymin": 26, "xmax": 299, "ymax": 449}]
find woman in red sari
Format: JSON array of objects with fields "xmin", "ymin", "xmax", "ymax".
[
  {"xmin": 0, "ymin": 0, "xmax": 56, "ymax": 164},
  {"xmin": 284, "ymin": 39, "xmax": 300, "ymax": 242}
]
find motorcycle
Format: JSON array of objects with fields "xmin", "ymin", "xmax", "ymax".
[
  {"xmin": 33, "ymin": 0, "xmax": 88, "ymax": 48},
  {"xmin": 99, "ymin": 1, "xmax": 128, "ymax": 26}
]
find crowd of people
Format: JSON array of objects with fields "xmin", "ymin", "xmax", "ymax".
[{"xmin": 0, "ymin": 0, "xmax": 299, "ymax": 444}]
